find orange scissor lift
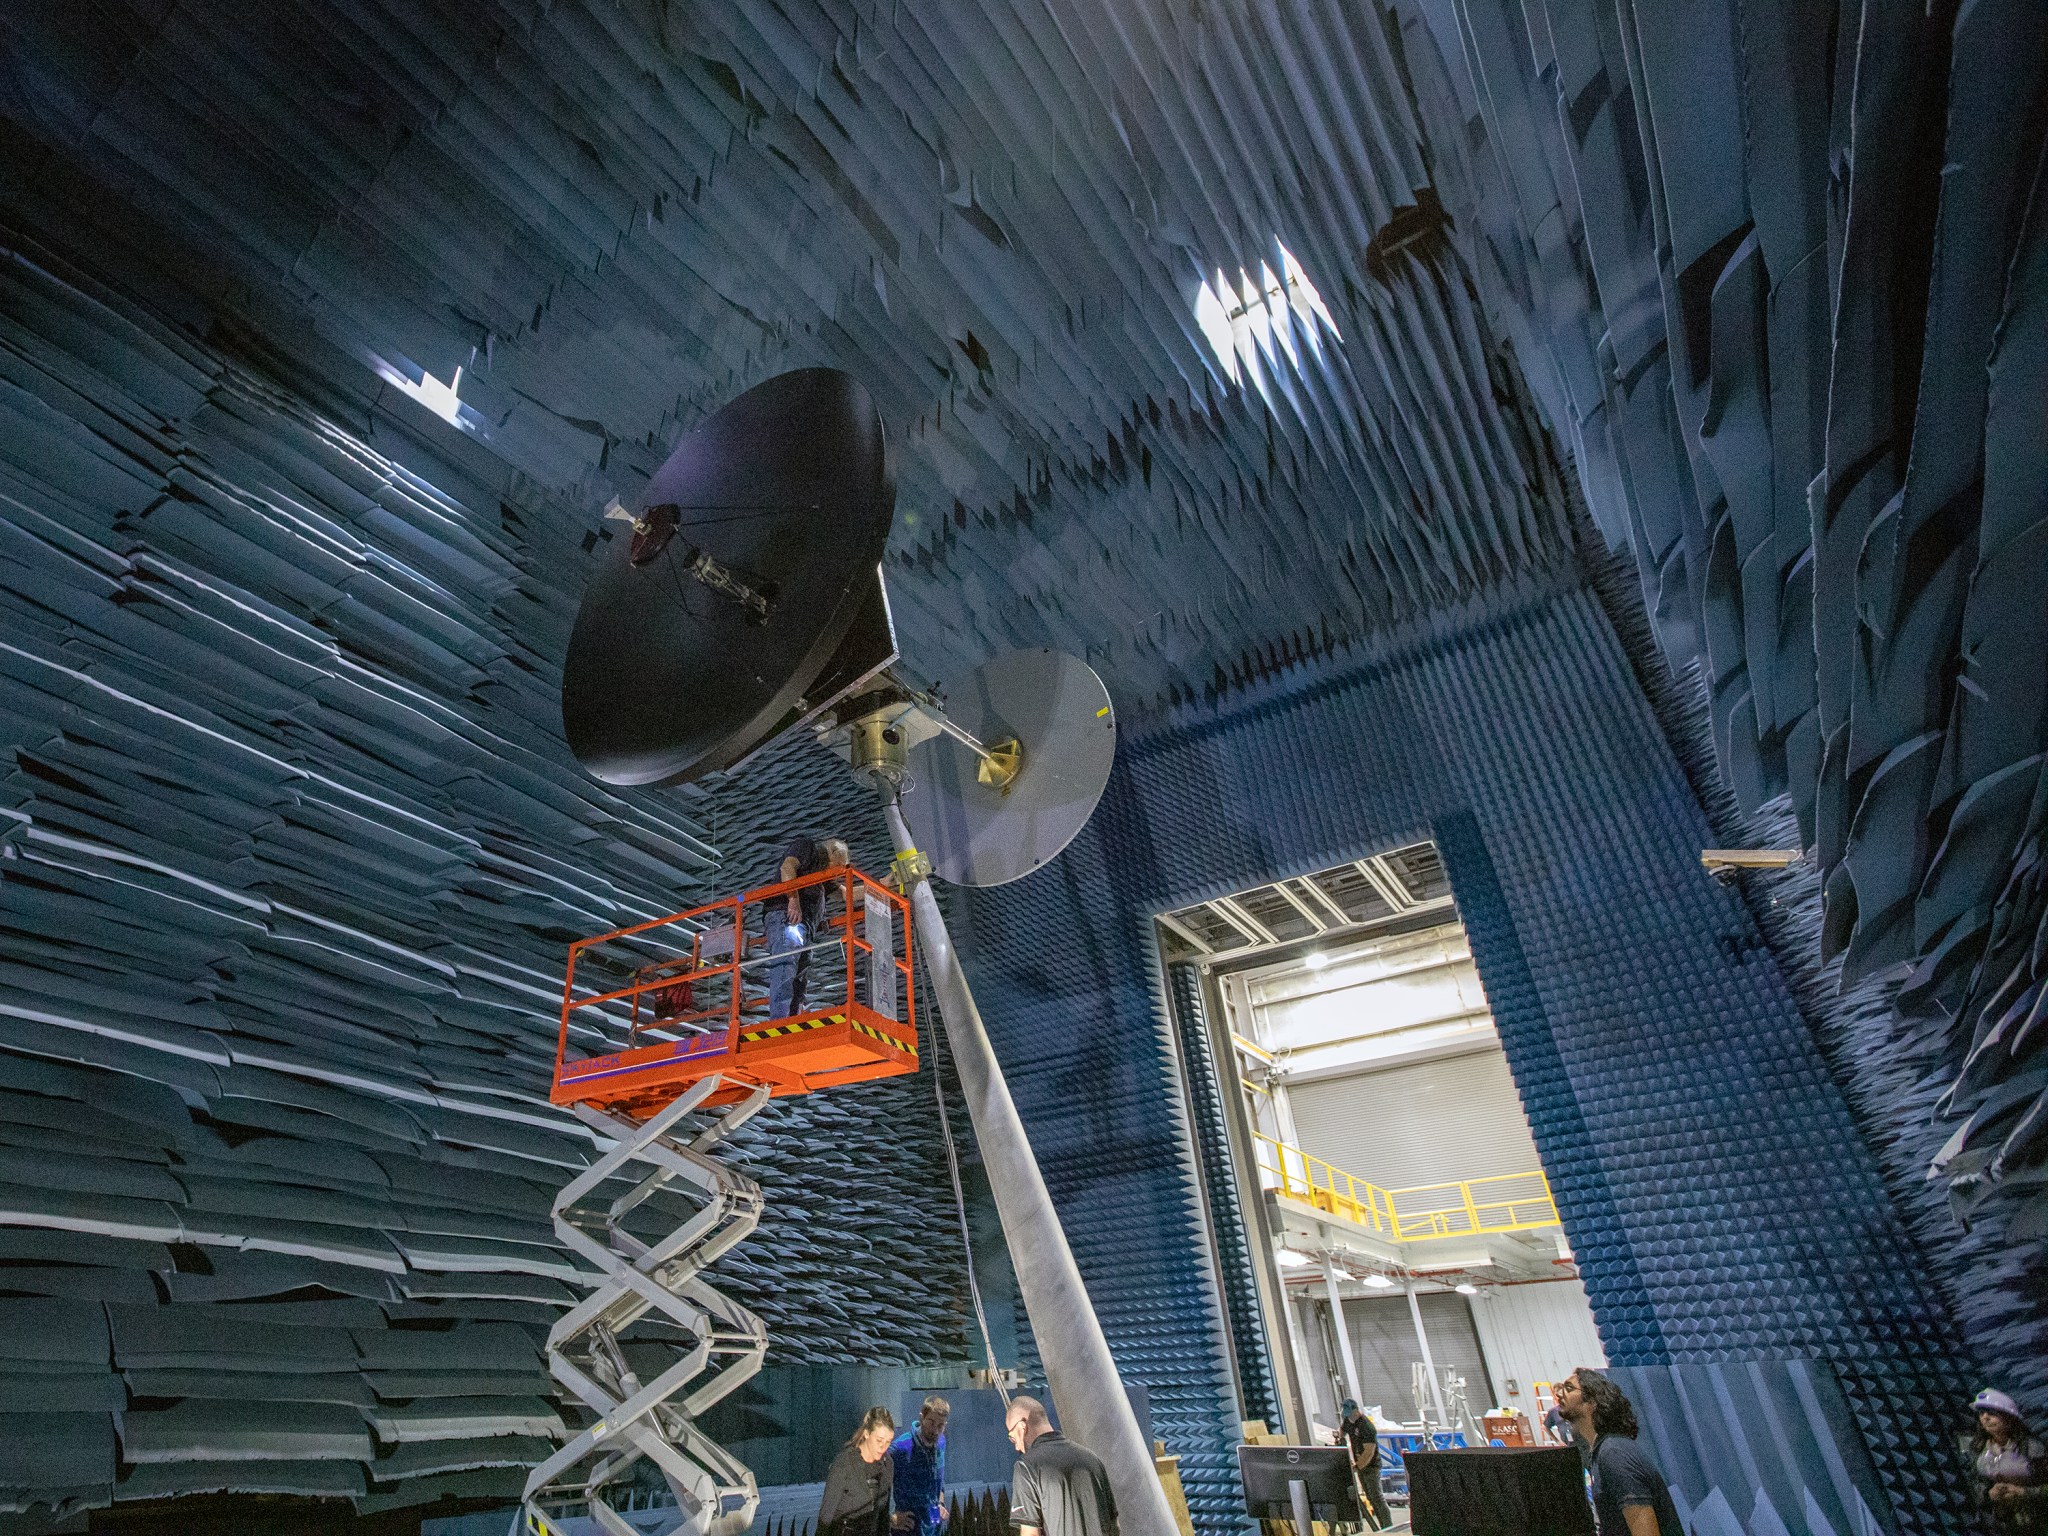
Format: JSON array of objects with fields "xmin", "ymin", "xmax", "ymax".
[
  {"xmin": 523, "ymin": 867, "xmax": 917, "ymax": 1536},
  {"xmin": 551, "ymin": 864, "xmax": 918, "ymax": 1119}
]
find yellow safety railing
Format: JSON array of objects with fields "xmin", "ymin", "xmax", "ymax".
[
  {"xmin": 1255, "ymin": 1134, "xmax": 1400, "ymax": 1233},
  {"xmin": 1252, "ymin": 1134, "xmax": 1559, "ymax": 1240},
  {"xmin": 1387, "ymin": 1168, "xmax": 1560, "ymax": 1239}
]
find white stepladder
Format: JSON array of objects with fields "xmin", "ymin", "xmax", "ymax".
[{"xmin": 520, "ymin": 1074, "xmax": 774, "ymax": 1536}]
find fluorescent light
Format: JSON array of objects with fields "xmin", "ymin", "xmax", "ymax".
[
  {"xmin": 390, "ymin": 364, "xmax": 464, "ymax": 425},
  {"xmin": 1275, "ymin": 1249, "xmax": 1316, "ymax": 1270},
  {"xmin": 1303, "ymin": 951, "xmax": 1329, "ymax": 970},
  {"xmin": 416, "ymin": 366, "xmax": 462, "ymax": 424},
  {"xmin": 1455, "ymin": 1283, "xmax": 1478, "ymax": 1295},
  {"xmin": 1193, "ymin": 239, "xmax": 1340, "ymax": 394},
  {"xmin": 1361, "ymin": 1273, "xmax": 1395, "ymax": 1289}
]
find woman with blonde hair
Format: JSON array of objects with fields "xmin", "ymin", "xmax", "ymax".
[{"xmin": 819, "ymin": 1406, "xmax": 897, "ymax": 1536}]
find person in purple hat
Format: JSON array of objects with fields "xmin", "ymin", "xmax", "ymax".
[{"xmin": 1972, "ymin": 1389, "xmax": 2047, "ymax": 1532}]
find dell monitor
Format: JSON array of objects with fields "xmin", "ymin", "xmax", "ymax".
[{"xmin": 1238, "ymin": 1445, "xmax": 1364, "ymax": 1536}]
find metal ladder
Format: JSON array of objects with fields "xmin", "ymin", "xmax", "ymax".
[{"xmin": 521, "ymin": 1074, "xmax": 773, "ymax": 1536}]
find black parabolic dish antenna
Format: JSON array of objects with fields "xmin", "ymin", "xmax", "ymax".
[
  {"xmin": 898, "ymin": 649, "xmax": 1117, "ymax": 886},
  {"xmin": 561, "ymin": 369, "xmax": 895, "ymax": 786}
]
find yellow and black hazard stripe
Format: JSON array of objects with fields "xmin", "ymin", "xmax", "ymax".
[
  {"xmin": 740, "ymin": 1012, "xmax": 842, "ymax": 1044},
  {"xmin": 850, "ymin": 1018, "xmax": 916, "ymax": 1056}
]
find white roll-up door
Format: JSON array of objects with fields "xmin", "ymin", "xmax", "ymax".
[
  {"xmin": 1468, "ymin": 1276, "xmax": 1607, "ymax": 1415},
  {"xmin": 1284, "ymin": 1047, "xmax": 1541, "ymax": 1190}
]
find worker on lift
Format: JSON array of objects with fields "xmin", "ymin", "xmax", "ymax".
[{"xmin": 765, "ymin": 834, "xmax": 850, "ymax": 1018}]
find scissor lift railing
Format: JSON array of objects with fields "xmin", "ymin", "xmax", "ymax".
[
  {"xmin": 525, "ymin": 868, "xmax": 918, "ymax": 1536},
  {"xmin": 552, "ymin": 866, "xmax": 916, "ymax": 1118}
]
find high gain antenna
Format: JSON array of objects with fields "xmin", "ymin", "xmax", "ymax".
[
  {"xmin": 556, "ymin": 369, "xmax": 1171, "ymax": 1536},
  {"xmin": 560, "ymin": 368, "xmax": 899, "ymax": 787}
]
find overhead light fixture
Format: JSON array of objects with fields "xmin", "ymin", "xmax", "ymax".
[
  {"xmin": 1275, "ymin": 1248, "xmax": 1316, "ymax": 1270},
  {"xmin": 1361, "ymin": 1273, "xmax": 1395, "ymax": 1289},
  {"xmin": 1193, "ymin": 239, "xmax": 1340, "ymax": 396},
  {"xmin": 1455, "ymin": 1283, "xmax": 1478, "ymax": 1295},
  {"xmin": 1303, "ymin": 951, "xmax": 1329, "ymax": 970},
  {"xmin": 1700, "ymin": 848, "xmax": 1800, "ymax": 885},
  {"xmin": 386, "ymin": 362, "xmax": 465, "ymax": 426},
  {"xmin": 1699, "ymin": 848, "xmax": 1800, "ymax": 871}
]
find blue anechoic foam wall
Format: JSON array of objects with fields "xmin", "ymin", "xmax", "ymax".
[
  {"xmin": 954, "ymin": 588, "xmax": 1970, "ymax": 1536},
  {"xmin": 1582, "ymin": 529, "xmax": 2048, "ymax": 1440},
  {"xmin": 0, "ymin": 229, "xmax": 965, "ymax": 1523},
  {"xmin": 1611, "ymin": 1360, "xmax": 1895, "ymax": 1536},
  {"xmin": 1164, "ymin": 961, "xmax": 1283, "ymax": 1435}
]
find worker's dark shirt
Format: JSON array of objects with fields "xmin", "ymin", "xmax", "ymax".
[
  {"xmin": 773, "ymin": 834, "xmax": 830, "ymax": 929},
  {"xmin": 1341, "ymin": 1412, "xmax": 1378, "ymax": 1466},
  {"xmin": 1586, "ymin": 1434, "xmax": 1683, "ymax": 1536},
  {"xmin": 1011, "ymin": 1431, "xmax": 1117, "ymax": 1536},
  {"xmin": 819, "ymin": 1444, "xmax": 894, "ymax": 1536}
]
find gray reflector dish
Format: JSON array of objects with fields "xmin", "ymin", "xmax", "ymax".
[{"xmin": 899, "ymin": 649, "xmax": 1116, "ymax": 886}]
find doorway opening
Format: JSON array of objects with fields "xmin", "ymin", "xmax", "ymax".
[{"xmin": 1158, "ymin": 841, "xmax": 1605, "ymax": 1475}]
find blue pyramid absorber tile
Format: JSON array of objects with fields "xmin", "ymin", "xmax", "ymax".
[{"xmin": 959, "ymin": 592, "xmax": 1970, "ymax": 1536}]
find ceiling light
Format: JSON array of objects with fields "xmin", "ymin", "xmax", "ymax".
[
  {"xmin": 1455, "ymin": 1283, "xmax": 1478, "ymax": 1295},
  {"xmin": 1303, "ymin": 951, "xmax": 1329, "ymax": 970},
  {"xmin": 1361, "ymin": 1273, "xmax": 1395, "ymax": 1289},
  {"xmin": 388, "ymin": 363, "xmax": 464, "ymax": 425},
  {"xmin": 1275, "ymin": 1248, "xmax": 1316, "ymax": 1270},
  {"xmin": 1193, "ymin": 239, "xmax": 1339, "ymax": 394}
]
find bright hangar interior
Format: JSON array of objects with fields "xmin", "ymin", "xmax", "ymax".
[{"xmin": 0, "ymin": 0, "xmax": 2040, "ymax": 1534}]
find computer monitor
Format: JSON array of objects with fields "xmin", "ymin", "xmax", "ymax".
[{"xmin": 1237, "ymin": 1445, "xmax": 1363, "ymax": 1524}]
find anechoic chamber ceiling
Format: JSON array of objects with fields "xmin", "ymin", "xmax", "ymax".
[{"xmin": 0, "ymin": 0, "xmax": 1581, "ymax": 712}]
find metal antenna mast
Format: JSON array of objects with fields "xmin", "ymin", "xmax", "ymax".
[{"xmin": 880, "ymin": 798, "xmax": 1180, "ymax": 1536}]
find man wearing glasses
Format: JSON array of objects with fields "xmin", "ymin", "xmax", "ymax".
[{"xmin": 1554, "ymin": 1370, "xmax": 1684, "ymax": 1536}]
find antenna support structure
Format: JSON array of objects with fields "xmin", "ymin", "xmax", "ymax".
[
  {"xmin": 840, "ymin": 685, "xmax": 1021, "ymax": 797},
  {"xmin": 876, "ymin": 795, "xmax": 1181, "ymax": 1536}
]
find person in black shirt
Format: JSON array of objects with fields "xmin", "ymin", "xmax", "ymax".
[
  {"xmin": 819, "ymin": 1406, "xmax": 898, "ymax": 1536},
  {"xmin": 1004, "ymin": 1395, "xmax": 1118, "ymax": 1536},
  {"xmin": 764, "ymin": 834, "xmax": 850, "ymax": 1018},
  {"xmin": 1337, "ymin": 1399, "xmax": 1389, "ymax": 1529},
  {"xmin": 1555, "ymin": 1370, "xmax": 1684, "ymax": 1536}
]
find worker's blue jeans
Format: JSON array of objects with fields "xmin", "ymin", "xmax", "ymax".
[{"xmin": 765, "ymin": 919, "xmax": 808, "ymax": 1018}]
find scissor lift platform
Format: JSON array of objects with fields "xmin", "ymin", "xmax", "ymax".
[
  {"xmin": 527, "ymin": 866, "xmax": 917, "ymax": 1536},
  {"xmin": 550, "ymin": 865, "xmax": 917, "ymax": 1118}
]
